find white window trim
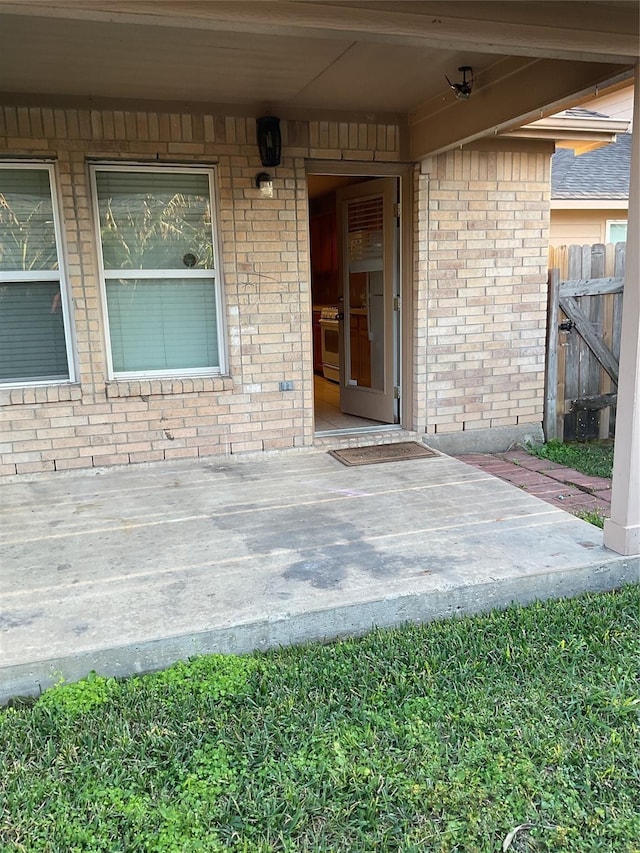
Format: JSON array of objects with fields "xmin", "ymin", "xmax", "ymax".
[
  {"xmin": 0, "ymin": 270, "xmax": 61, "ymax": 283},
  {"xmin": 0, "ymin": 161, "xmax": 76, "ymax": 388},
  {"xmin": 103, "ymin": 269, "xmax": 215, "ymax": 280},
  {"xmin": 605, "ymin": 219, "xmax": 628, "ymax": 242},
  {"xmin": 90, "ymin": 163, "xmax": 226, "ymax": 381}
]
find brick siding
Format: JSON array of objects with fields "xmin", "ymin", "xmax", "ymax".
[
  {"xmin": 0, "ymin": 104, "xmax": 550, "ymax": 474},
  {"xmin": 0, "ymin": 106, "xmax": 401, "ymax": 475},
  {"xmin": 418, "ymin": 148, "xmax": 550, "ymax": 440}
]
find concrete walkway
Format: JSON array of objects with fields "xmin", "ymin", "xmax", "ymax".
[
  {"xmin": 1, "ymin": 448, "xmax": 637, "ymax": 703},
  {"xmin": 458, "ymin": 450, "xmax": 612, "ymax": 517}
]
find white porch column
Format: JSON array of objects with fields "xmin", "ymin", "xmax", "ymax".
[{"xmin": 604, "ymin": 64, "xmax": 640, "ymax": 557}]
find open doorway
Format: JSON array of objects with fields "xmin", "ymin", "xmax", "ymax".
[{"xmin": 308, "ymin": 173, "xmax": 401, "ymax": 434}]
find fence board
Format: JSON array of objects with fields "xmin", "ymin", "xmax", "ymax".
[
  {"xmin": 568, "ymin": 245, "xmax": 583, "ymax": 280},
  {"xmin": 560, "ymin": 278, "xmax": 623, "ymax": 297},
  {"xmin": 585, "ymin": 245, "xmax": 604, "ymax": 437},
  {"xmin": 544, "ymin": 269, "xmax": 560, "ymax": 440},
  {"xmin": 600, "ymin": 288, "xmax": 614, "ymax": 438},
  {"xmin": 604, "ymin": 242, "xmax": 615, "ymax": 277},
  {"xmin": 591, "ymin": 244, "xmax": 605, "ymax": 279},
  {"xmin": 610, "ymin": 246, "xmax": 625, "ymax": 435}
]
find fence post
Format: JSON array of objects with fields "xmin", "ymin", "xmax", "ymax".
[{"xmin": 544, "ymin": 268, "xmax": 560, "ymax": 441}]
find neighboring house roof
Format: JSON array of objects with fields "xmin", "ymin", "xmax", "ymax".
[
  {"xmin": 551, "ymin": 133, "xmax": 632, "ymax": 199},
  {"xmin": 561, "ymin": 107, "xmax": 610, "ymax": 120},
  {"xmin": 505, "ymin": 105, "xmax": 630, "ymax": 153},
  {"xmin": 507, "ymin": 82, "xmax": 633, "ymax": 157}
]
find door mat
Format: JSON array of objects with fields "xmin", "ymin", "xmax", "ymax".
[{"xmin": 329, "ymin": 442, "xmax": 439, "ymax": 466}]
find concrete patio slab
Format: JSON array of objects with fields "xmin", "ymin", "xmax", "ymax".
[{"xmin": 1, "ymin": 449, "xmax": 637, "ymax": 704}]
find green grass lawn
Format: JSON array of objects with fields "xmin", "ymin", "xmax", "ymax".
[
  {"xmin": 2, "ymin": 587, "xmax": 639, "ymax": 853},
  {"xmin": 527, "ymin": 439, "xmax": 614, "ymax": 480}
]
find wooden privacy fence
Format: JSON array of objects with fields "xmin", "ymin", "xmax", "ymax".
[{"xmin": 545, "ymin": 242, "xmax": 625, "ymax": 442}]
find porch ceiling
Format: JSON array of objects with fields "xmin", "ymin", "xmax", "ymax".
[{"xmin": 0, "ymin": 1, "xmax": 637, "ymax": 158}]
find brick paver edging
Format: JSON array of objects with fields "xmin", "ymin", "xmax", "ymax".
[{"xmin": 457, "ymin": 450, "xmax": 611, "ymax": 519}]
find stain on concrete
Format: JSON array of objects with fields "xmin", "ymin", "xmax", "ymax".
[
  {"xmin": 0, "ymin": 610, "xmax": 44, "ymax": 631},
  {"xmin": 284, "ymin": 552, "xmax": 346, "ymax": 588},
  {"xmin": 215, "ymin": 504, "xmax": 441, "ymax": 588},
  {"xmin": 204, "ymin": 464, "xmax": 258, "ymax": 482},
  {"xmin": 283, "ymin": 540, "xmax": 432, "ymax": 589},
  {"xmin": 214, "ymin": 505, "xmax": 358, "ymax": 554},
  {"xmin": 155, "ymin": 579, "xmax": 190, "ymax": 614},
  {"xmin": 74, "ymin": 501, "xmax": 102, "ymax": 513}
]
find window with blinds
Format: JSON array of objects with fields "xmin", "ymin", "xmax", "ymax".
[
  {"xmin": 0, "ymin": 165, "xmax": 72, "ymax": 384},
  {"xmin": 93, "ymin": 167, "xmax": 224, "ymax": 377},
  {"xmin": 347, "ymin": 196, "xmax": 383, "ymax": 264}
]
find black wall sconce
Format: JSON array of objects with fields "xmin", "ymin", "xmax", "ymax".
[
  {"xmin": 445, "ymin": 66, "xmax": 474, "ymax": 100},
  {"xmin": 256, "ymin": 116, "xmax": 281, "ymax": 167}
]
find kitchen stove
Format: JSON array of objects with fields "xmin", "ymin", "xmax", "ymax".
[{"xmin": 318, "ymin": 306, "xmax": 340, "ymax": 382}]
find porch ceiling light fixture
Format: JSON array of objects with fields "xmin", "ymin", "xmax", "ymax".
[
  {"xmin": 256, "ymin": 115, "xmax": 281, "ymax": 167},
  {"xmin": 255, "ymin": 171, "xmax": 274, "ymax": 198},
  {"xmin": 445, "ymin": 66, "xmax": 474, "ymax": 100}
]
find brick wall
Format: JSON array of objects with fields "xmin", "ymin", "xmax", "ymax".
[
  {"xmin": 419, "ymin": 147, "xmax": 551, "ymax": 442},
  {"xmin": 0, "ymin": 104, "xmax": 551, "ymax": 474},
  {"xmin": 0, "ymin": 105, "xmax": 401, "ymax": 475}
]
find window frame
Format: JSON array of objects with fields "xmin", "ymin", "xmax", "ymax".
[
  {"xmin": 605, "ymin": 219, "xmax": 628, "ymax": 243},
  {"xmin": 90, "ymin": 163, "xmax": 226, "ymax": 380},
  {"xmin": 0, "ymin": 160, "xmax": 75, "ymax": 387}
]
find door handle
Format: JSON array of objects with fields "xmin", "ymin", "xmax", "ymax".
[{"xmin": 336, "ymin": 312, "xmax": 344, "ymax": 321}]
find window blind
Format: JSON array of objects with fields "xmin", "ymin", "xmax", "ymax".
[
  {"xmin": 0, "ymin": 282, "xmax": 68, "ymax": 381},
  {"xmin": 106, "ymin": 278, "xmax": 219, "ymax": 373}
]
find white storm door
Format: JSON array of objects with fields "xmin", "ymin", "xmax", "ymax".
[{"xmin": 337, "ymin": 177, "xmax": 398, "ymax": 423}]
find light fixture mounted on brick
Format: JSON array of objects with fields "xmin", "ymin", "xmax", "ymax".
[
  {"xmin": 256, "ymin": 115, "xmax": 281, "ymax": 167},
  {"xmin": 255, "ymin": 171, "xmax": 274, "ymax": 198}
]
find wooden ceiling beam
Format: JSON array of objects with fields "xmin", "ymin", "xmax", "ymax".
[
  {"xmin": 0, "ymin": 1, "xmax": 638, "ymax": 63},
  {"xmin": 410, "ymin": 59, "xmax": 634, "ymax": 160}
]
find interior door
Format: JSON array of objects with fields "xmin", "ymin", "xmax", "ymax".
[{"xmin": 337, "ymin": 177, "xmax": 399, "ymax": 423}]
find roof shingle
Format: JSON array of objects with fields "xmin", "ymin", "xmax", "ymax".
[{"xmin": 551, "ymin": 133, "xmax": 632, "ymax": 199}]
